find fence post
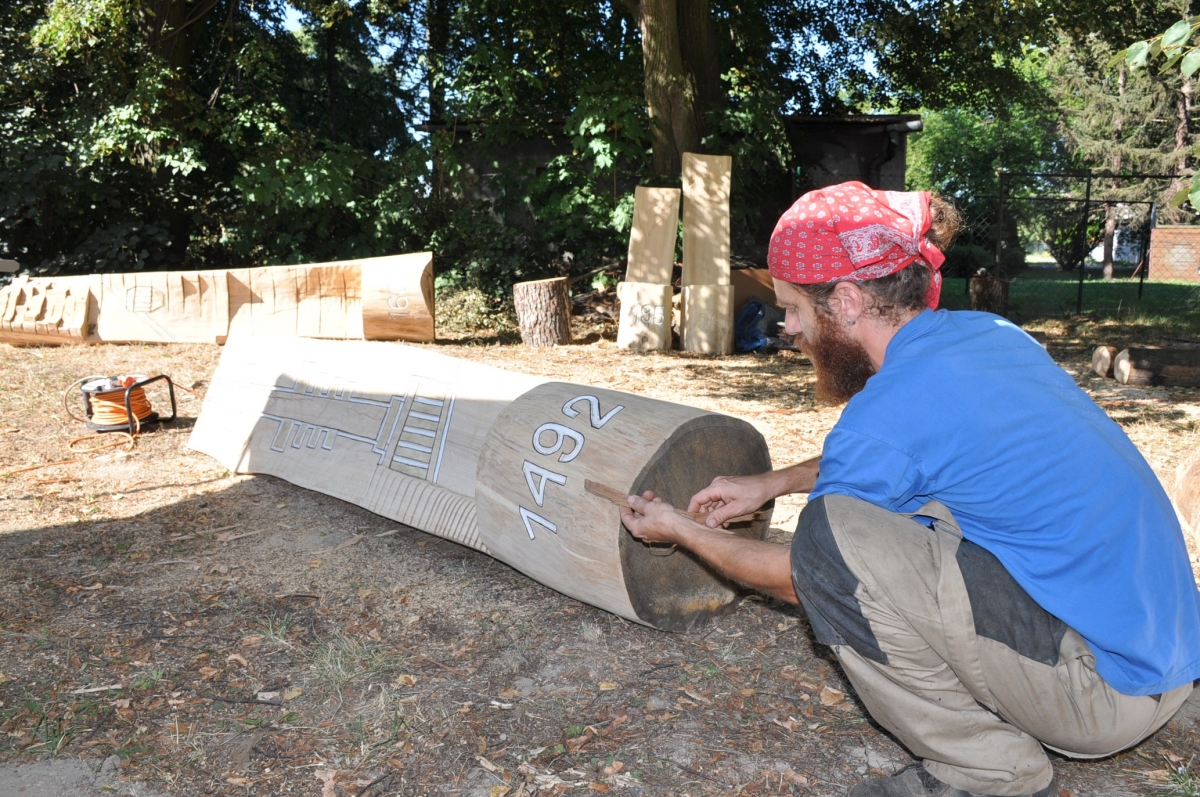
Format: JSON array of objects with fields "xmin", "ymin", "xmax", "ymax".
[
  {"xmin": 1076, "ymin": 172, "xmax": 1092, "ymax": 314},
  {"xmin": 995, "ymin": 172, "xmax": 1006, "ymax": 273}
]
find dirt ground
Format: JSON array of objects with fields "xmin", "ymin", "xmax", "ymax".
[{"xmin": 1, "ymin": 306, "xmax": 1199, "ymax": 797}]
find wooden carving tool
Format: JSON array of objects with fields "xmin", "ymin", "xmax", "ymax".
[{"xmin": 584, "ymin": 479, "xmax": 770, "ymax": 527}]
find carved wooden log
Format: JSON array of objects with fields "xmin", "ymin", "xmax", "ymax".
[
  {"xmin": 969, "ymin": 273, "xmax": 1010, "ymax": 315},
  {"xmin": 0, "ymin": 253, "xmax": 435, "ymax": 346},
  {"xmin": 1114, "ymin": 347, "xmax": 1200, "ymax": 387},
  {"xmin": 1092, "ymin": 345, "xmax": 1120, "ymax": 379},
  {"xmin": 616, "ymin": 282, "xmax": 673, "ymax": 351},
  {"xmin": 189, "ymin": 334, "xmax": 772, "ymax": 631},
  {"xmin": 680, "ymin": 284, "xmax": 733, "ymax": 355},
  {"xmin": 0, "ymin": 274, "xmax": 93, "ymax": 345},
  {"xmin": 513, "ymin": 277, "xmax": 571, "ymax": 347}
]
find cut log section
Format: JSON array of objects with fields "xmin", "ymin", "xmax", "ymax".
[
  {"xmin": 616, "ymin": 282, "xmax": 673, "ymax": 351},
  {"xmin": 359, "ymin": 253, "xmax": 435, "ymax": 342},
  {"xmin": 969, "ymin": 273, "xmax": 1010, "ymax": 315},
  {"xmin": 625, "ymin": 187, "xmax": 681, "ymax": 285},
  {"xmin": 514, "ymin": 277, "xmax": 572, "ymax": 347},
  {"xmin": 680, "ymin": 284, "xmax": 733, "ymax": 355},
  {"xmin": 682, "ymin": 153, "xmax": 732, "ymax": 287},
  {"xmin": 189, "ymin": 333, "xmax": 773, "ymax": 631},
  {"xmin": 1092, "ymin": 345, "xmax": 1120, "ymax": 379},
  {"xmin": 1113, "ymin": 347, "xmax": 1200, "ymax": 387}
]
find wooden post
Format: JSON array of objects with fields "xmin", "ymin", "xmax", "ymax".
[
  {"xmin": 626, "ymin": 187, "xmax": 681, "ymax": 285},
  {"xmin": 189, "ymin": 333, "xmax": 772, "ymax": 632},
  {"xmin": 1092, "ymin": 345, "xmax": 1120, "ymax": 379},
  {"xmin": 1114, "ymin": 347, "xmax": 1200, "ymax": 387},
  {"xmin": 513, "ymin": 277, "xmax": 572, "ymax": 347},
  {"xmin": 616, "ymin": 282, "xmax": 673, "ymax": 351},
  {"xmin": 680, "ymin": 284, "xmax": 733, "ymax": 355},
  {"xmin": 969, "ymin": 273, "xmax": 1010, "ymax": 315}
]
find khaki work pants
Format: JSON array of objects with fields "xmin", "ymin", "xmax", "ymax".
[{"xmin": 790, "ymin": 494, "xmax": 1193, "ymax": 796}]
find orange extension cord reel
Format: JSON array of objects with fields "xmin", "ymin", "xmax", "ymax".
[{"xmin": 74, "ymin": 374, "xmax": 177, "ymax": 434}]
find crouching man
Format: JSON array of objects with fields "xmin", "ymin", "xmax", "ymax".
[{"xmin": 620, "ymin": 182, "xmax": 1200, "ymax": 797}]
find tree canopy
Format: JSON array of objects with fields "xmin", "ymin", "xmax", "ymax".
[{"xmin": 1, "ymin": 0, "xmax": 1197, "ymax": 293}]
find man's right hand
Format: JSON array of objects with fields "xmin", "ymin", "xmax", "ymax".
[{"xmin": 688, "ymin": 474, "xmax": 775, "ymax": 528}]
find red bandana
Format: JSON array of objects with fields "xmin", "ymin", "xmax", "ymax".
[{"xmin": 767, "ymin": 181, "xmax": 946, "ymax": 309}]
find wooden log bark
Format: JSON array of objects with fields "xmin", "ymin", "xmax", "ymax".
[
  {"xmin": 1113, "ymin": 347, "xmax": 1200, "ymax": 387},
  {"xmin": 1092, "ymin": 345, "xmax": 1120, "ymax": 379},
  {"xmin": 513, "ymin": 278, "xmax": 571, "ymax": 347},
  {"xmin": 680, "ymin": 284, "xmax": 733, "ymax": 354},
  {"xmin": 616, "ymin": 282, "xmax": 673, "ymax": 351},
  {"xmin": 189, "ymin": 333, "xmax": 772, "ymax": 631},
  {"xmin": 969, "ymin": 273, "xmax": 1010, "ymax": 315}
]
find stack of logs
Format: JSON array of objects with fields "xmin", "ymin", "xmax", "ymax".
[{"xmin": 1091, "ymin": 345, "xmax": 1200, "ymax": 387}]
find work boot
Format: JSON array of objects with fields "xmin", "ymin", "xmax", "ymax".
[{"xmin": 848, "ymin": 763, "xmax": 1056, "ymax": 797}]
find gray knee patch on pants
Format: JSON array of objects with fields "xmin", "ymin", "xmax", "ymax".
[{"xmin": 791, "ymin": 496, "xmax": 887, "ymax": 664}]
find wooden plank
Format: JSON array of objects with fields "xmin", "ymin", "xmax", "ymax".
[
  {"xmin": 616, "ymin": 282, "xmax": 673, "ymax": 351},
  {"xmin": 625, "ymin": 186, "xmax": 680, "ymax": 285},
  {"xmin": 680, "ymin": 284, "xmax": 734, "ymax": 355},
  {"xmin": 681, "ymin": 153, "xmax": 731, "ymax": 287}
]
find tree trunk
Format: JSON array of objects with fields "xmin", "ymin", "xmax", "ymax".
[
  {"xmin": 513, "ymin": 278, "xmax": 572, "ymax": 347},
  {"xmin": 677, "ymin": 0, "xmax": 720, "ymax": 142},
  {"xmin": 427, "ymin": 0, "xmax": 451, "ymax": 123},
  {"xmin": 637, "ymin": 0, "xmax": 700, "ymax": 177},
  {"xmin": 1114, "ymin": 347, "xmax": 1200, "ymax": 387},
  {"xmin": 1177, "ymin": 76, "xmax": 1192, "ymax": 176}
]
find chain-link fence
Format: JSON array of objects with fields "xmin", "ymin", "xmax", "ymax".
[{"xmin": 938, "ymin": 172, "xmax": 1200, "ymax": 322}]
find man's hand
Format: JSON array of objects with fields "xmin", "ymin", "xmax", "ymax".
[
  {"xmin": 620, "ymin": 491, "xmax": 695, "ymax": 544},
  {"xmin": 688, "ymin": 475, "xmax": 776, "ymax": 528},
  {"xmin": 688, "ymin": 458, "xmax": 822, "ymax": 528}
]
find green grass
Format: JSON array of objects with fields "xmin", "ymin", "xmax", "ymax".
[{"xmin": 941, "ymin": 268, "xmax": 1200, "ymax": 332}]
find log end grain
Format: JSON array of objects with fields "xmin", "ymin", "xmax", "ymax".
[{"xmin": 621, "ymin": 414, "xmax": 772, "ymax": 633}]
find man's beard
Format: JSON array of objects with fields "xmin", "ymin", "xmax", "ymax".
[{"xmin": 799, "ymin": 311, "xmax": 877, "ymax": 406}]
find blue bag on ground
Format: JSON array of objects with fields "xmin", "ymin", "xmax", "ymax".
[{"xmin": 735, "ymin": 297, "xmax": 786, "ymax": 353}]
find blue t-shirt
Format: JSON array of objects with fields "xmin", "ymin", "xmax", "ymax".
[{"xmin": 810, "ymin": 309, "xmax": 1200, "ymax": 696}]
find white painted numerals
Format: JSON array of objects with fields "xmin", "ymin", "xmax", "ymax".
[
  {"xmin": 628, "ymin": 303, "xmax": 665, "ymax": 326},
  {"xmin": 517, "ymin": 393, "xmax": 625, "ymax": 539},
  {"xmin": 561, "ymin": 395, "xmax": 625, "ymax": 429}
]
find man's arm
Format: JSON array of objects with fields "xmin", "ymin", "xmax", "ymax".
[
  {"xmin": 688, "ymin": 456, "xmax": 821, "ymax": 528},
  {"xmin": 620, "ymin": 493, "xmax": 799, "ymax": 604}
]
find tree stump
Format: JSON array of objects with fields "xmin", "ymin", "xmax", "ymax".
[
  {"xmin": 1091, "ymin": 345, "xmax": 1120, "ymax": 379},
  {"xmin": 969, "ymin": 273, "xmax": 1010, "ymax": 315},
  {"xmin": 514, "ymin": 278, "xmax": 571, "ymax": 347},
  {"xmin": 1174, "ymin": 454, "xmax": 1200, "ymax": 548},
  {"xmin": 1114, "ymin": 347, "xmax": 1200, "ymax": 387}
]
